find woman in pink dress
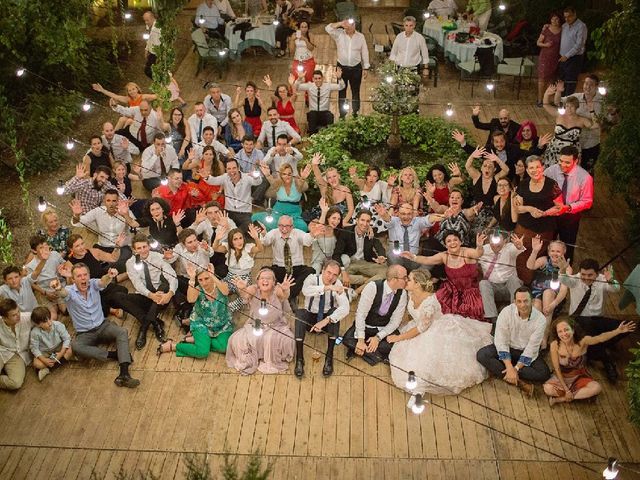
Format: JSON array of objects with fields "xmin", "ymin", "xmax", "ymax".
[
  {"xmin": 402, "ymin": 230, "xmax": 486, "ymax": 321},
  {"xmin": 536, "ymin": 12, "xmax": 563, "ymax": 107},
  {"xmin": 262, "ymin": 74, "xmax": 301, "ymax": 134},
  {"xmin": 225, "ymin": 268, "xmax": 296, "ymax": 374}
]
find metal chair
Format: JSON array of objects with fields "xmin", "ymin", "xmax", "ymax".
[
  {"xmin": 191, "ymin": 29, "xmax": 229, "ymax": 77},
  {"xmin": 456, "ymin": 44, "xmax": 497, "ymax": 97},
  {"xmin": 497, "ymin": 56, "xmax": 535, "ymax": 99}
]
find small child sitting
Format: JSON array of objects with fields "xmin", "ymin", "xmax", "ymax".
[{"xmin": 29, "ymin": 306, "xmax": 72, "ymax": 381}]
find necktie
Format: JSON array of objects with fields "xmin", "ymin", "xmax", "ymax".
[
  {"xmin": 317, "ymin": 292, "xmax": 326, "ymax": 321},
  {"xmin": 284, "ymin": 238, "xmax": 293, "ymax": 274},
  {"xmin": 317, "ymin": 86, "xmax": 321, "ymax": 112},
  {"xmin": 143, "ymin": 261, "xmax": 156, "ymax": 292},
  {"xmin": 483, "ymin": 252, "xmax": 500, "ymax": 280},
  {"xmin": 378, "ymin": 292, "xmax": 394, "ymax": 316},
  {"xmin": 159, "ymin": 153, "xmax": 167, "ymax": 176},
  {"xmin": 139, "ymin": 117, "xmax": 148, "ymax": 147},
  {"xmin": 402, "ymin": 225, "xmax": 410, "ymax": 252},
  {"xmin": 197, "ymin": 119, "xmax": 203, "ymax": 143},
  {"xmin": 562, "ymin": 173, "xmax": 569, "ymax": 204},
  {"xmin": 572, "ymin": 286, "xmax": 592, "ymax": 317},
  {"xmin": 107, "ymin": 140, "xmax": 114, "ymax": 158},
  {"xmin": 272, "ymin": 125, "xmax": 277, "ymax": 147}
]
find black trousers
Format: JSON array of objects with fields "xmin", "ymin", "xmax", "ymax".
[
  {"xmin": 575, "ymin": 315, "xmax": 626, "ymax": 363},
  {"xmin": 271, "ymin": 264, "xmax": 315, "ymax": 300},
  {"xmin": 581, "ymin": 144, "xmax": 600, "ymax": 175},
  {"xmin": 338, "ymin": 63, "xmax": 363, "ymax": 116},
  {"xmin": 476, "ymin": 345, "xmax": 551, "ymax": 383},
  {"xmin": 115, "ymin": 127, "xmax": 148, "ymax": 152},
  {"xmin": 113, "ymin": 292, "xmax": 159, "ymax": 328},
  {"xmin": 342, "ymin": 324, "xmax": 397, "ymax": 366},
  {"xmin": 227, "ymin": 210, "xmax": 252, "ymax": 234},
  {"xmin": 275, "ymin": 24, "xmax": 294, "ymax": 49},
  {"xmin": 100, "ymin": 283, "xmax": 129, "ymax": 317},
  {"xmin": 210, "ymin": 251, "xmax": 229, "ymax": 278},
  {"xmin": 558, "ymin": 54, "xmax": 583, "ymax": 96},
  {"xmin": 92, "ymin": 245, "xmax": 132, "ymax": 274},
  {"xmin": 556, "ymin": 212, "xmax": 582, "ymax": 261},
  {"xmin": 307, "ymin": 111, "xmax": 334, "ymax": 135},
  {"xmin": 144, "ymin": 53, "xmax": 157, "ymax": 79},
  {"xmin": 295, "ymin": 309, "xmax": 340, "ymax": 340}
]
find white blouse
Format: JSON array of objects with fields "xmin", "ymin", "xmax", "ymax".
[{"xmin": 227, "ymin": 243, "xmax": 255, "ymax": 276}]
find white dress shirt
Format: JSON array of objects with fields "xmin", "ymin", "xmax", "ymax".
[
  {"xmin": 102, "ymin": 133, "xmax": 139, "ymax": 164},
  {"xmin": 296, "ymin": 80, "xmax": 346, "ymax": 111},
  {"xmin": 494, "ymin": 304, "xmax": 546, "ymax": 365},
  {"xmin": 145, "ymin": 21, "xmax": 161, "ymax": 55},
  {"xmin": 141, "ymin": 144, "xmax": 180, "ymax": 179},
  {"xmin": 205, "ymin": 172, "xmax": 262, "ymax": 212},
  {"xmin": 264, "ymin": 147, "xmax": 303, "ymax": 173},
  {"xmin": 354, "ymin": 281, "xmax": 408, "ymax": 339},
  {"xmin": 76, "ymin": 207, "xmax": 134, "ymax": 247},
  {"xmin": 0, "ymin": 313, "xmax": 32, "ymax": 366},
  {"xmin": 188, "ymin": 112, "xmax": 219, "ymax": 143},
  {"xmin": 196, "ymin": 2, "xmax": 223, "ymax": 28},
  {"xmin": 126, "ymin": 251, "xmax": 178, "ymax": 297},
  {"xmin": 112, "ymin": 105, "xmax": 164, "ymax": 143},
  {"xmin": 262, "ymin": 228, "xmax": 314, "ymax": 266},
  {"xmin": 389, "ymin": 31, "xmax": 429, "ymax": 67},
  {"xmin": 301, "ymin": 274, "xmax": 350, "ymax": 324},
  {"xmin": 561, "ymin": 273, "xmax": 620, "ymax": 317},
  {"xmin": 479, "ymin": 243, "xmax": 523, "ymax": 283},
  {"xmin": 192, "ymin": 139, "xmax": 229, "ymax": 160},
  {"xmin": 257, "ymin": 120, "xmax": 302, "ymax": 148},
  {"xmin": 194, "ymin": 217, "xmax": 237, "ymax": 244},
  {"xmin": 204, "ymin": 93, "xmax": 233, "ymax": 127},
  {"xmin": 214, "ymin": 0, "xmax": 235, "ymax": 17},
  {"xmin": 325, "ymin": 25, "xmax": 371, "ymax": 69},
  {"xmin": 544, "ymin": 164, "xmax": 593, "ymax": 214}
]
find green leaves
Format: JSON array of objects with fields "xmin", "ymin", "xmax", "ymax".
[
  {"xmin": 627, "ymin": 343, "xmax": 640, "ymax": 427},
  {"xmin": 371, "ymin": 61, "xmax": 421, "ymax": 116}
]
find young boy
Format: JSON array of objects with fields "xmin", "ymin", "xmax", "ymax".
[
  {"xmin": 0, "ymin": 265, "xmax": 38, "ymax": 312},
  {"xmin": 0, "ymin": 298, "xmax": 32, "ymax": 390},
  {"xmin": 25, "ymin": 235, "xmax": 66, "ymax": 320},
  {"xmin": 29, "ymin": 306, "xmax": 72, "ymax": 381}
]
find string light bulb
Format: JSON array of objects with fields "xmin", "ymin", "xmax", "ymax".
[
  {"xmin": 550, "ymin": 271, "xmax": 560, "ymax": 290},
  {"xmin": 264, "ymin": 199, "xmax": 273, "ymax": 223},
  {"xmin": 445, "ymin": 103, "xmax": 454, "ymax": 117},
  {"xmin": 557, "ymin": 102, "xmax": 566, "ymax": 115},
  {"xmin": 160, "ymin": 176, "xmax": 169, "ymax": 186},
  {"xmin": 198, "ymin": 15, "xmax": 206, "ymax": 25},
  {"xmin": 485, "ymin": 80, "xmax": 495, "ymax": 91},
  {"xmin": 385, "ymin": 75, "xmax": 394, "ymax": 84},
  {"xmin": 347, "ymin": 18, "xmax": 355, "ymax": 25},
  {"xmin": 392, "ymin": 240, "xmax": 401, "ymax": 255},
  {"xmin": 252, "ymin": 168, "xmax": 261, "ymax": 178},
  {"xmin": 498, "ymin": 3, "xmax": 507, "ymax": 11},
  {"xmin": 296, "ymin": 64, "xmax": 304, "ymax": 73},
  {"xmin": 406, "ymin": 371, "xmax": 418, "ymax": 390},
  {"xmin": 143, "ymin": 32, "xmax": 150, "ymax": 40},
  {"xmin": 423, "ymin": 11, "xmax": 430, "ymax": 19},
  {"xmin": 37, "ymin": 196, "xmax": 47, "ymax": 213},
  {"xmin": 65, "ymin": 139, "xmax": 75, "ymax": 150},
  {"xmin": 16, "ymin": 67, "xmax": 25, "ymax": 77},
  {"xmin": 165, "ymin": 135, "xmax": 173, "ymax": 144},
  {"xmin": 490, "ymin": 229, "xmax": 502, "ymax": 245},
  {"xmin": 603, "ymin": 458, "xmax": 619, "ymax": 479},
  {"xmin": 82, "ymin": 99, "xmax": 91, "ymax": 112},
  {"xmin": 258, "ymin": 299, "xmax": 269, "ymax": 316},
  {"xmin": 56, "ymin": 180, "xmax": 65, "ymax": 196},
  {"xmin": 361, "ymin": 195, "xmax": 371, "ymax": 209},
  {"xmin": 598, "ymin": 82, "xmax": 607, "ymax": 95},
  {"xmin": 218, "ymin": 49, "xmax": 227, "ymax": 57},
  {"xmin": 124, "ymin": 11, "xmax": 132, "ymax": 20},
  {"xmin": 134, "ymin": 254, "xmax": 143, "ymax": 271},
  {"xmin": 273, "ymin": 19, "xmax": 279, "ymax": 26},
  {"xmin": 253, "ymin": 318, "xmax": 264, "ymax": 336},
  {"xmin": 342, "ymin": 101, "xmax": 350, "ymax": 112},
  {"xmin": 411, "ymin": 394, "xmax": 426, "ymax": 415},
  {"xmin": 149, "ymin": 237, "xmax": 159, "ymax": 249}
]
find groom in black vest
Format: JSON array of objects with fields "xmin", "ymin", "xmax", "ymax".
[{"xmin": 342, "ymin": 264, "xmax": 408, "ymax": 365}]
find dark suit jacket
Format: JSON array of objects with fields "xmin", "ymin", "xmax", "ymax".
[
  {"xmin": 471, "ymin": 115, "xmax": 521, "ymax": 147},
  {"xmin": 332, "ymin": 226, "xmax": 385, "ymax": 266}
]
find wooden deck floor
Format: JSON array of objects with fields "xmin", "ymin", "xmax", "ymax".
[{"xmin": 2, "ymin": 3, "xmax": 640, "ymax": 479}]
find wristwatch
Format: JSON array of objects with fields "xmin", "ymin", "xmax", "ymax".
[{"xmin": 566, "ymin": 204, "xmax": 573, "ymax": 213}]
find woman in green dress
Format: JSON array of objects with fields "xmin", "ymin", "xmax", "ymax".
[{"xmin": 157, "ymin": 263, "xmax": 233, "ymax": 357}]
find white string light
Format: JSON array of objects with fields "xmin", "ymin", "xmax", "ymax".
[
  {"xmin": 445, "ymin": 103, "xmax": 454, "ymax": 117},
  {"xmin": 160, "ymin": 176, "xmax": 169, "ymax": 186},
  {"xmin": 347, "ymin": 18, "xmax": 355, "ymax": 25},
  {"xmin": 123, "ymin": 11, "xmax": 132, "ymax": 20},
  {"xmin": 296, "ymin": 64, "xmax": 304, "ymax": 74},
  {"xmin": 149, "ymin": 237, "xmax": 159, "ymax": 249},
  {"xmin": 486, "ymin": 80, "xmax": 495, "ymax": 92},
  {"xmin": 272, "ymin": 19, "xmax": 279, "ymax": 26},
  {"xmin": 164, "ymin": 135, "xmax": 173, "ymax": 144},
  {"xmin": 498, "ymin": 3, "xmax": 507, "ymax": 11},
  {"xmin": 603, "ymin": 458, "xmax": 619, "ymax": 479},
  {"xmin": 392, "ymin": 240, "xmax": 401, "ymax": 255},
  {"xmin": 258, "ymin": 299, "xmax": 269, "ymax": 316},
  {"xmin": 56, "ymin": 180, "xmax": 65, "ymax": 196},
  {"xmin": 411, "ymin": 394, "xmax": 426, "ymax": 414},
  {"xmin": 218, "ymin": 49, "xmax": 227, "ymax": 57},
  {"xmin": 557, "ymin": 101, "xmax": 566, "ymax": 115},
  {"xmin": 598, "ymin": 82, "xmax": 607, "ymax": 96},
  {"xmin": 133, "ymin": 254, "xmax": 144, "ymax": 271},
  {"xmin": 490, "ymin": 228, "xmax": 502, "ymax": 245},
  {"xmin": 82, "ymin": 99, "xmax": 91, "ymax": 112},
  {"xmin": 361, "ymin": 195, "xmax": 371, "ymax": 209},
  {"xmin": 385, "ymin": 75, "xmax": 394, "ymax": 84},
  {"xmin": 143, "ymin": 32, "xmax": 150, "ymax": 40},
  {"xmin": 423, "ymin": 11, "xmax": 431, "ymax": 19},
  {"xmin": 37, "ymin": 196, "xmax": 47, "ymax": 213},
  {"xmin": 65, "ymin": 138, "xmax": 75, "ymax": 150},
  {"xmin": 264, "ymin": 198, "xmax": 274, "ymax": 223},
  {"xmin": 405, "ymin": 371, "xmax": 418, "ymax": 390},
  {"xmin": 252, "ymin": 318, "xmax": 264, "ymax": 336},
  {"xmin": 198, "ymin": 14, "xmax": 205, "ymax": 25},
  {"xmin": 16, "ymin": 67, "xmax": 25, "ymax": 77},
  {"xmin": 342, "ymin": 101, "xmax": 350, "ymax": 112},
  {"xmin": 252, "ymin": 168, "xmax": 261, "ymax": 178}
]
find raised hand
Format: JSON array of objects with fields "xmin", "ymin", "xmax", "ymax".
[
  {"xmin": 300, "ymin": 164, "xmax": 312, "ymax": 179},
  {"xmin": 115, "ymin": 232, "xmax": 126, "ymax": 248},
  {"xmin": 472, "ymin": 105, "xmax": 481, "ymax": 116},
  {"xmin": 57, "ymin": 263, "xmax": 71, "ymax": 278},
  {"xmin": 236, "ymin": 86, "xmax": 242, "ymax": 95},
  {"xmin": 185, "ymin": 261, "xmax": 197, "ymax": 280},
  {"xmin": 232, "ymin": 277, "xmax": 248, "ymax": 291},
  {"xmin": 75, "ymin": 163, "xmax": 87, "ymax": 179},
  {"xmin": 172, "ymin": 209, "xmax": 185, "ymax": 226},
  {"xmin": 603, "ymin": 264, "xmax": 614, "ymax": 282},
  {"xmin": 424, "ymin": 180, "xmax": 436, "ymax": 196},
  {"xmin": 451, "ymin": 129, "xmax": 465, "ymax": 145},
  {"xmin": 287, "ymin": 73, "xmax": 296, "ymax": 85},
  {"xmin": 484, "ymin": 152, "xmax": 500, "ymax": 163},
  {"xmin": 319, "ymin": 196, "xmax": 329, "ymax": 213},
  {"xmin": 531, "ymin": 234, "xmax": 543, "ymax": 252},
  {"xmin": 311, "ymin": 152, "xmax": 323, "ymax": 165},
  {"xmin": 262, "ymin": 74, "xmax": 272, "ymax": 87},
  {"xmin": 510, "ymin": 233, "xmax": 524, "ymax": 250},
  {"xmin": 247, "ymin": 223, "xmax": 260, "ymax": 240},
  {"xmin": 91, "ymin": 83, "xmax": 104, "ymax": 92},
  {"xmin": 538, "ymin": 132, "xmax": 553, "ymax": 148},
  {"xmin": 280, "ymin": 274, "xmax": 296, "ymax": 291},
  {"xmin": 50, "ymin": 279, "xmax": 61, "ymax": 290},
  {"xmin": 617, "ymin": 321, "xmax": 636, "ymax": 334},
  {"xmin": 117, "ymin": 199, "xmax": 130, "ymax": 217},
  {"xmin": 194, "ymin": 207, "xmax": 206, "ymax": 225},
  {"xmin": 471, "ymin": 145, "xmax": 485, "ymax": 158},
  {"xmin": 556, "ymin": 255, "xmax": 570, "ymax": 271},
  {"xmin": 386, "ymin": 174, "xmax": 397, "ymax": 186},
  {"xmin": 107, "ymin": 268, "xmax": 119, "ymax": 278},
  {"xmin": 348, "ymin": 166, "xmax": 358, "ymax": 177},
  {"xmin": 70, "ymin": 198, "xmax": 83, "ymax": 217},
  {"xmin": 448, "ymin": 162, "xmax": 461, "ymax": 177},
  {"xmin": 476, "ymin": 232, "xmax": 487, "ymax": 247}
]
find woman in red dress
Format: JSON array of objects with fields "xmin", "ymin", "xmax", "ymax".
[
  {"xmin": 262, "ymin": 74, "xmax": 300, "ymax": 134},
  {"xmin": 234, "ymin": 81, "xmax": 264, "ymax": 138},
  {"xmin": 536, "ymin": 12, "xmax": 563, "ymax": 107},
  {"xmin": 186, "ymin": 146, "xmax": 225, "ymax": 209},
  {"xmin": 402, "ymin": 230, "xmax": 487, "ymax": 321}
]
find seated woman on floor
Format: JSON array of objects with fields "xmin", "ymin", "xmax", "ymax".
[
  {"xmin": 311, "ymin": 200, "xmax": 343, "ymax": 273},
  {"xmin": 310, "ymin": 153, "xmax": 354, "ymax": 225},
  {"xmin": 348, "ymin": 166, "xmax": 393, "ymax": 235},
  {"xmin": 544, "ymin": 317, "xmax": 635, "ymax": 406},
  {"xmin": 157, "ymin": 263, "xmax": 233, "ymax": 358}
]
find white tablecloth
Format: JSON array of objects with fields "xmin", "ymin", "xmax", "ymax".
[
  {"xmin": 225, "ymin": 22, "xmax": 276, "ymax": 53},
  {"xmin": 422, "ymin": 20, "xmax": 503, "ymax": 63}
]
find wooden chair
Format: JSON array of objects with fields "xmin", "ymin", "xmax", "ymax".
[{"xmin": 191, "ymin": 29, "xmax": 229, "ymax": 77}]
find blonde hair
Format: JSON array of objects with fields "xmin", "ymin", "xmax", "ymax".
[
  {"xmin": 41, "ymin": 209, "xmax": 58, "ymax": 225},
  {"xmin": 324, "ymin": 167, "xmax": 341, "ymax": 205},
  {"xmin": 411, "ymin": 270, "xmax": 434, "ymax": 293},
  {"xmin": 399, "ymin": 167, "xmax": 420, "ymax": 189},
  {"xmin": 125, "ymin": 82, "xmax": 142, "ymax": 98}
]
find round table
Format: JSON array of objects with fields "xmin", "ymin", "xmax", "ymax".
[
  {"xmin": 225, "ymin": 22, "xmax": 276, "ymax": 59},
  {"xmin": 422, "ymin": 20, "xmax": 503, "ymax": 64}
]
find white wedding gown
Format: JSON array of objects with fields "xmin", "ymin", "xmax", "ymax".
[{"xmin": 389, "ymin": 295, "xmax": 493, "ymax": 396}]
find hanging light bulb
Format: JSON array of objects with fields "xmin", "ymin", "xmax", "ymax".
[
  {"xmin": 124, "ymin": 11, "xmax": 132, "ymax": 20},
  {"xmin": 423, "ymin": 11, "xmax": 430, "ymax": 19},
  {"xmin": 218, "ymin": 49, "xmax": 228, "ymax": 57},
  {"xmin": 342, "ymin": 101, "xmax": 350, "ymax": 112},
  {"xmin": 37, "ymin": 196, "xmax": 47, "ymax": 213},
  {"xmin": 143, "ymin": 32, "xmax": 151, "ymax": 40},
  {"xmin": 198, "ymin": 14, "xmax": 206, "ymax": 25},
  {"xmin": 598, "ymin": 82, "xmax": 607, "ymax": 96},
  {"xmin": 385, "ymin": 75, "xmax": 394, "ymax": 84},
  {"xmin": 149, "ymin": 237, "xmax": 159, "ymax": 249},
  {"xmin": 82, "ymin": 99, "xmax": 91, "ymax": 112},
  {"xmin": 445, "ymin": 103, "xmax": 454, "ymax": 117},
  {"xmin": 56, "ymin": 180, "xmax": 65, "ymax": 196},
  {"xmin": 406, "ymin": 371, "xmax": 418, "ymax": 390},
  {"xmin": 557, "ymin": 102, "xmax": 566, "ymax": 115},
  {"xmin": 65, "ymin": 138, "xmax": 75, "ymax": 150},
  {"xmin": 264, "ymin": 199, "xmax": 273, "ymax": 223},
  {"xmin": 160, "ymin": 176, "xmax": 169, "ymax": 186},
  {"xmin": 296, "ymin": 64, "xmax": 304, "ymax": 74},
  {"xmin": 273, "ymin": 19, "xmax": 280, "ymax": 26},
  {"xmin": 253, "ymin": 318, "xmax": 264, "ymax": 336},
  {"xmin": 603, "ymin": 458, "xmax": 619, "ymax": 479},
  {"xmin": 361, "ymin": 195, "xmax": 371, "ymax": 209},
  {"xmin": 490, "ymin": 229, "xmax": 502, "ymax": 245},
  {"xmin": 134, "ymin": 254, "xmax": 143, "ymax": 271},
  {"xmin": 252, "ymin": 168, "xmax": 261, "ymax": 178},
  {"xmin": 550, "ymin": 271, "xmax": 560, "ymax": 290},
  {"xmin": 347, "ymin": 18, "xmax": 355, "ymax": 25},
  {"xmin": 165, "ymin": 135, "xmax": 173, "ymax": 144},
  {"xmin": 411, "ymin": 394, "xmax": 426, "ymax": 415},
  {"xmin": 392, "ymin": 240, "xmax": 401, "ymax": 255},
  {"xmin": 258, "ymin": 299, "xmax": 269, "ymax": 316},
  {"xmin": 485, "ymin": 80, "xmax": 495, "ymax": 91},
  {"xmin": 498, "ymin": 3, "xmax": 507, "ymax": 11},
  {"xmin": 16, "ymin": 67, "xmax": 25, "ymax": 77}
]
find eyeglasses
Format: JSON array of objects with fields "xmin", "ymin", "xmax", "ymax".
[{"xmin": 278, "ymin": 224, "xmax": 293, "ymax": 228}]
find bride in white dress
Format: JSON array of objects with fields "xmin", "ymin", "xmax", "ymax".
[{"xmin": 388, "ymin": 270, "xmax": 493, "ymax": 396}]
